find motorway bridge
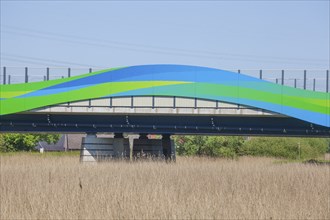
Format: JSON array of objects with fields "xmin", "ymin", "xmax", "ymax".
[{"xmin": 0, "ymin": 65, "xmax": 329, "ymax": 160}]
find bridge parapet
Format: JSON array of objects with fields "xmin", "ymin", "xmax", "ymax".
[{"xmin": 30, "ymin": 96, "xmax": 276, "ymax": 117}]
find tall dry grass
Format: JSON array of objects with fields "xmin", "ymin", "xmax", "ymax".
[{"xmin": 0, "ymin": 154, "xmax": 329, "ymax": 219}]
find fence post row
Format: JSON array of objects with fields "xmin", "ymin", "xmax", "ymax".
[{"xmin": 2, "ymin": 68, "xmax": 329, "ymax": 92}]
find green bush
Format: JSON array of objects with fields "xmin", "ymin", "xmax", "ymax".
[
  {"xmin": 326, "ymin": 139, "xmax": 330, "ymax": 153},
  {"xmin": 240, "ymin": 137, "xmax": 328, "ymax": 159},
  {"xmin": 175, "ymin": 135, "xmax": 328, "ymax": 160},
  {"xmin": 174, "ymin": 136, "xmax": 206, "ymax": 156},
  {"xmin": 0, "ymin": 133, "xmax": 60, "ymax": 152},
  {"xmin": 174, "ymin": 135, "xmax": 244, "ymax": 158}
]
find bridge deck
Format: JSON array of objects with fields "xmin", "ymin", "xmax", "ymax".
[{"xmin": 1, "ymin": 113, "xmax": 329, "ymax": 137}]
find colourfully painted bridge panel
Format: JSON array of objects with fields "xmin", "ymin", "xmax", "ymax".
[{"xmin": 0, "ymin": 65, "xmax": 329, "ymax": 127}]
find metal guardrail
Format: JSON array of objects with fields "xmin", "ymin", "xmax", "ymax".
[
  {"xmin": 0, "ymin": 66, "xmax": 329, "ymax": 92},
  {"xmin": 51, "ymin": 96, "xmax": 267, "ymax": 110}
]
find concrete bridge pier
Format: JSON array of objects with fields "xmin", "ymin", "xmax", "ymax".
[
  {"xmin": 113, "ymin": 133, "xmax": 128, "ymax": 158},
  {"xmin": 80, "ymin": 133, "xmax": 175, "ymax": 162},
  {"xmin": 131, "ymin": 134, "xmax": 175, "ymax": 160},
  {"xmin": 80, "ymin": 133, "xmax": 129, "ymax": 162},
  {"xmin": 132, "ymin": 134, "xmax": 162, "ymax": 159}
]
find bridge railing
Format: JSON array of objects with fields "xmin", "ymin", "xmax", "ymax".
[
  {"xmin": 0, "ymin": 67, "xmax": 329, "ymax": 92},
  {"xmin": 232, "ymin": 69, "xmax": 329, "ymax": 92}
]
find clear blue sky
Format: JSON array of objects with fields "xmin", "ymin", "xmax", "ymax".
[{"xmin": 1, "ymin": 0, "xmax": 329, "ymax": 70}]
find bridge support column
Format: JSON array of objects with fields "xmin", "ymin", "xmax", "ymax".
[
  {"xmin": 113, "ymin": 133, "xmax": 128, "ymax": 158},
  {"xmin": 132, "ymin": 134, "xmax": 162, "ymax": 159},
  {"xmin": 80, "ymin": 133, "xmax": 175, "ymax": 162},
  {"xmin": 80, "ymin": 133, "xmax": 129, "ymax": 162},
  {"xmin": 162, "ymin": 134, "xmax": 176, "ymax": 161}
]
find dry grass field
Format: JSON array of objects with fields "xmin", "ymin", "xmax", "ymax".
[{"xmin": 0, "ymin": 154, "xmax": 329, "ymax": 219}]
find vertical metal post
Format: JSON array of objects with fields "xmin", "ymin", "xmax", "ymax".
[
  {"xmin": 313, "ymin": 78, "xmax": 316, "ymax": 91},
  {"xmin": 281, "ymin": 70, "xmax": 284, "ymax": 85},
  {"xmin": 152, "ymin": 96, "xmax": 155, "ymax": 109},
  {"xmin": 326, "ymin": 70, "xmax": 329, "ymax": 93},
  {"xmin": 3, "ymin": 66, "xmax": 6, "ymax": 85},
  {"xmin": 131, "ymin": 96, "xmax": 134, "ymax": 109},
  {"xmin": 8, "ymin": 75, "xmax": 11, "ymax": 84},
  {"xmin": 216, "ymin": 100, "xmax": 219, "ymax": 109},
  {"xmin": 109, "ymin": 97, "xmax": 112, "ymax": 108},
  {"xmin": 173, "ymin": 96, "xmax": 176, "ymax": 109},
  {"xmin": 259, "ymin": 70, "xmax": 262, "ymax": 80},
  {"xmin": 238, "ymin": 69, "xmax": 240, "ymax": 74},
  {"xmin": 68, "ymin": 68, "xmax": 71, "ymax": 78},
  {"xmin": 294, "ymin": 79, "xmax": 297, "ymax": 88},
  {"xmin": 46, "ymin": 67, "xmax": 50, "ymax": 81},
  {"xmin": 89, "ymin": 68, "xmax": 92, "ymax": 73},
  {"xmin": 25, "ymin": 67, "xmax": 28, "ymax": 83},
  {"xmin": 194, "ymin": 98, "xmax": 197, "ymax": 109},
  {"xmin": 304, "ymin": 70, "xmax": 307, "ymax": 90},
  {"xmin": 276, "ymin": 78, "xmax": 278, "ymax": 84}
]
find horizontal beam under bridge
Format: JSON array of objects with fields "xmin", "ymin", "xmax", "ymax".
[{"xmin": 0, "ymin": 114, "xmax": 329, "ymax": 137}]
